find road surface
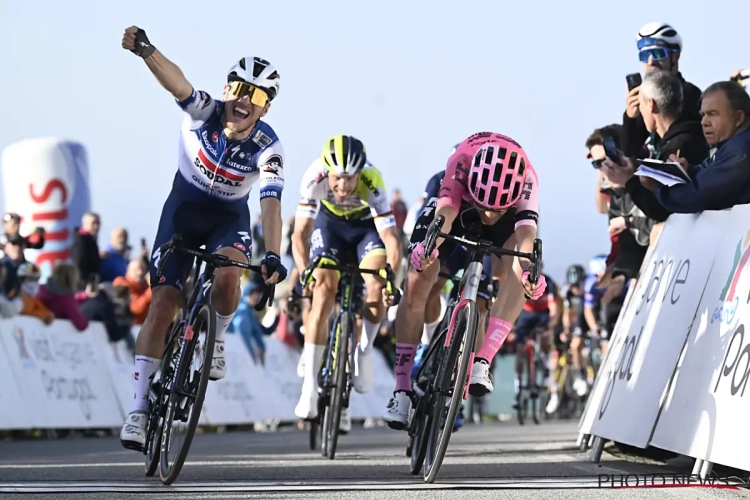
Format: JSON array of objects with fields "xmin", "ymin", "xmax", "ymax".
[{"xmin": 1, "ymin": 420, "xmax": 747, "ymax": 499}]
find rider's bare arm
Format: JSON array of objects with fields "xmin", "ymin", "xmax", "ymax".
[
  {"xmin": 548, "ymin": 294, "xmax": 560, "ymax": 327},
  {"xmin": 513, "ymin": 224, "xmax": 536, "ymax": 276},
  {"xmin": 378, "ymin": 225, "xmax": 403, "ymax": 276},
  {"xmin": 143, "ymin": 50, "xmax": 193, "ymax": 102},
  {"xmin": 292, "ymin": 217, "xmax": 314, "ymax": 275},
  {"xmin": 260, "ymin": 197, "xmax": 282, "ymax": 256},
  {"xmin": 562, "ymin": 306, "xmax": 572, "ymax": 333},
  {"xmin": 583, "ymin": 306, "xmax": 599, "ymax": 333}
]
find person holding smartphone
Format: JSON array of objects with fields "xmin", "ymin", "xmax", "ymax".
[{"xmin": 622, "ymin": 22, "xmax": 702, "ymax": 158}]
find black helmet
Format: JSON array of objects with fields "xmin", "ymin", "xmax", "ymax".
[{"xmin": 566, "ymin": 264, "xmax": 586, "ymax": 285}]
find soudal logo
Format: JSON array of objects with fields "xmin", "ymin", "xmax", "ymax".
[{"xmin": 193, "ymin": 157, "xmax": 242, "ymax": 187}]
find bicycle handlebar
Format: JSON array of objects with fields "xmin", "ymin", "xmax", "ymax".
[
  {"xmin": 155, "ymin": 234, "xmax": 275, "ymax": 311},
  {"xmin": 423, "ymin": 215, "xmax": 543, "ymax": 286},
  {"xmin": 300, "ymin": 254, "xmax": 399, "ymax": 296}
]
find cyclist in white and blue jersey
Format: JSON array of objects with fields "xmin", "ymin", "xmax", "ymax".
[{"xmin": 119, "ymin": 26, "xmax": 288, "ymax": 451}]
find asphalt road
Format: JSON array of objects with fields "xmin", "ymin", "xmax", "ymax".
[{"xmin": 1, "ymin": 420, "xmax": 747, "ymax": 499}]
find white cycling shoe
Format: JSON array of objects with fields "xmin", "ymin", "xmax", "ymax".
[
  {"xmin": 546, "ymin": 392, "xmax": 560, "ymax": 414},
  {"xmin": 209, "ymin": 340, "xmax": 226, "ymax": 381},
  {"xmin": 383, "ymin": 391, "xmax": 413, "ymax": 430},
  {"xmin": 468, "ymin": 360, "xmax": 493, "ymax": 396},
  {"xmin": 119, "ymin": 411, "xmax": 148, "ymax": 451},
  {"xmin": 339, "ymin": 407, "xmax": 351, "ymax": 434},
  {"xmin": 352, "ymin": 348, "xmax": 373, "ymax": 394},
  {"xmin": 295, "ymin": 383, "xmax": 318, "ymax": 420}
]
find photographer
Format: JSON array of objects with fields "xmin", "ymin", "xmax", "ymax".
[{"xmin": 622, "ymin": 23, "xmax": 702, "ymax": 158}]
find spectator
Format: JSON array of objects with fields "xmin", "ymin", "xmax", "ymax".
[
  {"xmin": 0, "ymin": 233, "xmax": 28, "ymax": 299},
  {"xmin": 602, "ymin": 69, "xmax": 709, "ymax": 222},
  {"xmin": 100, "ymin": 227, "xmax": 130, "ymax": 282},
  {"xmin": 38, "ymin": 262, "xmax": 91, "ymax": 331},
  {"xmin": 622, "ymin": 22, "xmax": 702, "ymax": 158},
  {"xmin": 252, "ymin": 214, "xmax": 265, "ymax": 260},
  {"xmin": 70, "ymin": 211, "xmax": 101, "ymax": 289},
  {"xmin": 113, "ymin": 259, "xmax": 152, "ymax": 325},
  {"xmin": 390, "ymin": 189, "xmax": 408, "ymax": 236},
  {"xmin": 0, "ymin": 265, "xmax": 22, "ymax": 318},
  {"xmin": 638, "ymin": 81, "xmax": 750, "ymax": 213},
  {"xmin": 17, "ymin": 262, "xmax": 53, "ymax": 324},
  {"xmin": 3, "ymin": 213, "xmax": 45, "ymax": 250},
  {"xmin": 587, "ymin": 125, "xmax": 656, "ymax": 293}
]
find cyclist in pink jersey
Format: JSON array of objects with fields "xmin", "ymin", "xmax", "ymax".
[{"xmin": 383, "ymin": 131, "xmax": 547, "ymax": 429}]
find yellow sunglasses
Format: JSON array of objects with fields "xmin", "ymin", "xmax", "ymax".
[{"xmin": 228, "ymin": 81, "xmax": 268, "ymax": 107}]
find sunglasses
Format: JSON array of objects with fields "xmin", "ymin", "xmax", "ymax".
[
  {"xmin": 638, "ymin": 47, "xmax": 676, "ymax": 63},
  {"xmin": 591, "ymin": 159, "xmax": 604, "ymax": 169},
  {"xmin": 228, "ymin": 81, "xmax": 268, "ymax": 107}
]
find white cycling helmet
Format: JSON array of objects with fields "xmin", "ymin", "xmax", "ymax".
[
  {"xmin": 589, "ymin": 255, "xmax": 608, "ymax": 276},
  {"xmin": 227, "ymin": 57, "xmax": 280, "ymax": 101},
  {"xmin": 637, "ymin": 22, "xmax": 682, "ymax": 51}
]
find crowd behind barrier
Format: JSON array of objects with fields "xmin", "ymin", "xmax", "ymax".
[
  {"xmin": 0, "ymin": 315, "xmax": 396, "ymax": 430},
  {"xmin": 578, "ymin": 205, "xmax": 750, "ymax": 475}
]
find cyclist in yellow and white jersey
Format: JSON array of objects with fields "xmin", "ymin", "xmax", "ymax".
[{"xmin": 291, "ymin": 135, "xmax": 402, "ymax": 430}]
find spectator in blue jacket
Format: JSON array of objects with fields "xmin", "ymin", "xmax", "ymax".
[
  {"xmin": 100, "ymin": 227, "xmax": 130, "ymax": 282},
  {"xmin": 641, "ymin": 81, "xmax": 750, "ymax": 212},
  {"xmin": 228, "ymin": 279, "xmax": 279, "ymax": 366}
]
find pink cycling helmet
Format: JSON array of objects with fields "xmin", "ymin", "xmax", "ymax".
[{"xmin": 468, "ymin": 137, "xmax": 528, "ymax": 210}]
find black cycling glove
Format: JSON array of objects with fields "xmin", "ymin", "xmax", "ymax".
[
  {"xmin": 261, "ymin": 251, "xmax": 287, "ymax": 283},
  {"xmin": 131, "ymin": 28, "xmax": 156, "ymax": 59}
]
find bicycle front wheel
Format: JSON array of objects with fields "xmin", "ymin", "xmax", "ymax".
[
  {"xmin": 322, "ymin": 312, "xmax": 350, "ymax": 460},
  {"xmin": 159, "ymin": 304, "xmax": 216, "ymax": 485},
  {"xmin": 424, "ymin": 301, "xmax": 479, "ymax": 483}
]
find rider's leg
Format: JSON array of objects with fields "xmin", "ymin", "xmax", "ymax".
[
  {"xmin": 470, "ymin": 234, "xmax": 527, "ymax": 396},
  {"xmin": 570, "ymin": 330, "xmax": 588, "ymax": 396},
  {"xmin": 411, "ymin": 273, "xmax": 448, "ymax": 378},
  {"xmin": 120, "ymin": 199, "xmax": 195, "ymax": 450},
  {"xmin": 470, "ymin": 253, "xmax": 495, "ymax": 354},
  {"xmin": 295, "ymin": 266, "xmax": 339, "ymax": 419},
  {"xmin": 353, "ymin": 249, "xmax": 387, "ymax": 394}
]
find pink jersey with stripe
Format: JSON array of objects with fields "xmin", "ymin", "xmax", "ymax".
[{"xmin": 437, "ymin": 132, "xmax": 539, "ymax": 229}]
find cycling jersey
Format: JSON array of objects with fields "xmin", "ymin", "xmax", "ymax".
[
  {"xmin": 296, "ymin": 159, "xmax": 396, "ymax": 231},
  {"xmin": 437, "ymin": 132, "xmax": 539, "ymax": 229},
  {"xmin": 173, "ymin": 89, "xmax": 284, "ymax": 206}
]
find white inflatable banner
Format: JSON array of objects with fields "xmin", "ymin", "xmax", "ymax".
[
  {"xmin": 588, "ymin": 212, "xmax": 728, "ymax": 447},
  {"xmin": 651, "ymin": 205, "xmax": 750, "ymax": 470},
  {"xmin": 0, "ymin": 138, "xmax": 91, "ymax": 280},
  {"xmin": 0, "ymin": 317, "xmax": 122, "ymax": 429}
]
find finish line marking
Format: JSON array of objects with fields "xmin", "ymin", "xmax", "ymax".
[{"xmin": 0, "ymin": 478, "xmax": 744, "ymax": 493}]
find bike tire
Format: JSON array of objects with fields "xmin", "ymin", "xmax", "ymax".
[
  {"xmin": 517, "ymin": 355, "xmax": 528, "ymax": 426},
  {"xmin": 144, "ymin": 312, "xmax": 184, "ymax": 477},
  {"xmin": 424, "ymin": 301, "xmax": 479, "ymax": 483},
  {"xmin": 322, "ymin": 313, "xmax": 350, "ymax": 460},
  {"xmin": 159, "ymin": 304, "xmax": 216, "ymax": 485},
  {"xmin": 409, "ymin": 327, "xmax": 445, "ymax": 475}
]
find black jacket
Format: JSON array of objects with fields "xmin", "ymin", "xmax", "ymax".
[
  {"xmin": 625, "ymin": 119, "xmax": 709, "ymax": 222},
  {"xmin": 70, "ymin": 229, "xmax": 101, "ymax": 289},
  {"xmin": 655, "ymin": 122, "xmax": 750, "ymax": 213},
  {"xmin": 620, "ymin": 72, "xmax": 702, "ymax": 158}
]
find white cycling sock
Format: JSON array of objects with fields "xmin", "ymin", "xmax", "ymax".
[
  {"xmin": 131, "ymin": 356, "xmax": 159, "ymax": 414},
  {"xmin": 360, "ymin": 319, "xmax": 380, "ymax": 354},
  {"xmin": 215, "ymin": 312, "xmax": 234, "ymax": 342},
  {"xmin": 421, "ymin": 319, "xmax": 440, "ymax": 345},
  {"xmin": 303, "ymin": 343, "xmax": 326, "ymax": 391}
]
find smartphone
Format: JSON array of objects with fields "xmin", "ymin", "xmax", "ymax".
[
  {"xmin": 626, "ymin": 73, "xmax": 642, "ymax": 91},
  {"xmin": 140, "ymin": 237, "xmax": 147, "ymax": 248},
  {"xmin": 88, "ymin": 272, "xmax": 100, "ymax": 289},
  {"xmin": 603, "ymin": 136, "xmax": 621, "ymax": 165}
]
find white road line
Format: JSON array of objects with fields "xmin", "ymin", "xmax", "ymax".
[{"xmin": 2, "ymin": 478, "xmax": 742, "ymax": 493}]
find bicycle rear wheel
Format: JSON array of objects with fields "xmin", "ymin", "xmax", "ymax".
[
  {"xmin": 322, "ymin": 313, "xmax": 350, "ymax": 460},
  {"xmin": 424, "ymin": 301, "xmax": 479, "ymax": 483},
  {"xmin": 159, "ymin": 304, "xmax": 216, "ymax": 485}
]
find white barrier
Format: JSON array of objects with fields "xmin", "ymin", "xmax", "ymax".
[
  {"xmin": 0, "ymin": 315, "xmax": 395, "ymax": 430},
  {"xmin": 579, "ymin": 205, "xmax": 750, "ymax": 473}
]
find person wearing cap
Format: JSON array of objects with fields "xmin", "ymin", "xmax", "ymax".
[
  {"xmin": 0, "ymin": 233, "xmax": 28, "ymax": 300},
  {"xmin": 3, "ymin": 213, "xmax": 45, "ymax": 250},
  {"xmin": 622, "ymin": 22, "xmax": 702, "ymax": 158}
]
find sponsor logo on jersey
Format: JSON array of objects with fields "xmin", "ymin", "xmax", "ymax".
[
  {"xmin": 234, "ymin": 242, "xmax": 246, "ymax": 251},
  {"xmin": 196, "ymin": 150, "xmax": 245, "ymax": 185},
  {"xmin": 212, "ymin": 131, "xmax": 219, "ymax": 142},
  {"xmin": 201, "ymin": 130, "xmax": 219, "ymax": 156},
  {"xmin": 262, "ymin": 154, "xmax": 283, "ymax": 174},
  {"xmin": 361, "ymin": 173, "xmax": 381, "ymax": 196},
  {"xmin": 198, "ymin": 91, "xmax": 212, "ymax": 110},
  {"xmin": 252, "ymin": 130, "xmax": 273, "ymax": 148}
]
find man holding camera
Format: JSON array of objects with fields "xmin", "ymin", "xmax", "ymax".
[{"xmin": 622, "ymin": 22, "xmax": 702, "ymax": 158}]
